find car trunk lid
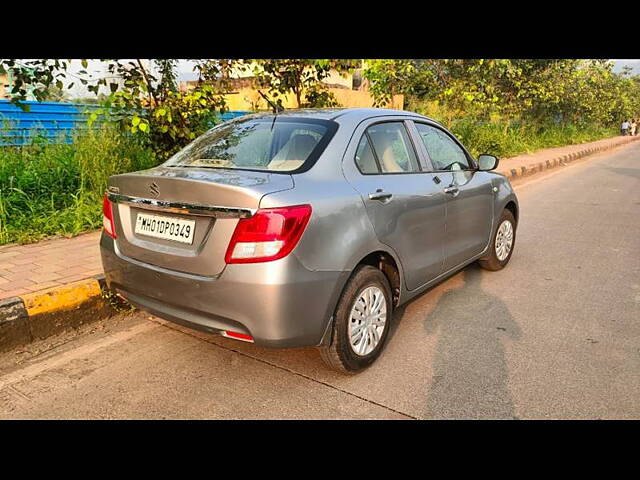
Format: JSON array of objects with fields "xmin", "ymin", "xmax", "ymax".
[{"xmin": 107, "ymin": 166, "xmax": 294, "ymax": 277}]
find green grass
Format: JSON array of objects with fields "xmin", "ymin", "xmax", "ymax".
[
  {"xmin": 0, "ymin": 126, "xmax": 157, "ymax": 245},
  {"xmin": 448, "ymin": 118, "xmax": 617, "ymax": 158},
  {"xmin": 410, "ymin": 99, "xmax": 618, "ymax": 158}
]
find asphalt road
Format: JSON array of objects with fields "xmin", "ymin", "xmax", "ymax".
[{"xmin": 1, "ymin": 142, "xmax": 639, "ymax": 419}]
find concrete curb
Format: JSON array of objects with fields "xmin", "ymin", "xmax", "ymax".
[
  {"xmin": 0, "ymin": 274, "xmax": 116, "ymax": 353},
  {"xmin": 499, "ymin": 135, "xmax": 640, "ymax": 181}
]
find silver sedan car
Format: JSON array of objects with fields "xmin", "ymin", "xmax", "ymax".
[{"xmin": 100, "ymin": 108, "xmax": 518, "ymax": 373}]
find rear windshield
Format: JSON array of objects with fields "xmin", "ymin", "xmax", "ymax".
[{"xmin": 164, "ymin": 117, "xmax": 335, "ymax": 172}]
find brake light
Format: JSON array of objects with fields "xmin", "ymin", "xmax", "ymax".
[
  {"xmin": 223, "ymin": 330, "xmax": 254, "ymax": 342},
  {"xmin": 225, "ymin": 204, "xmax": 312, "ymax": 264},
  {"xmin": 102, "ymin": 193, "xmax": 117, "ymax": 239}
]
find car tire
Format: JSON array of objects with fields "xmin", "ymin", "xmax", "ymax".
[
  {"xmin": 478, "ymin": 208, "xmax": 517, "ymax": 271},
  {"xmin": 319, "ymin": 265, "xmax": 393, "ymax": 374}
]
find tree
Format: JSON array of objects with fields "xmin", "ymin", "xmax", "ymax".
[
  {"xmin": 363, "ymin": 58, "xmax": 640, "ymax": 127},
  {"xmin": 1, "ymin": 59, "xmax": 240, "ymax": 159},
  {"xmin": 0, "ymin": 59, "xmax": 72, "ymax": 108},
  {"xmin": 88, "ymin": 59, "xmax": 236, "ymax": 158},
  {"xmin": 363, "ymin": 59, "xmax": 442, "ymax": 108},
  {"xmin": 250, "ymin": 59, "xmax": 358, "ymax": 109}
]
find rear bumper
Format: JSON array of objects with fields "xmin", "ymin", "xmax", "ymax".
[{"xmin": 100, "ymin": 233, "xmax": 348, "ymax": 348}]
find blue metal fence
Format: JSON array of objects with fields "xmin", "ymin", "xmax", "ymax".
[
  {"xmin": 0, "ymin": 100, "xmax": 252, "ymax": 146},
  {"xmin": 220, "ymin": 110, "xmax": 251, "ymax": 122},
  {"xmin": 0, "ymin": 100, "xmax": 102, "ymax": 146}
]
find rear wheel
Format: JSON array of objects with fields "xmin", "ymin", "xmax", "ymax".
[
  {"xmin": 478, "ymin": 208, "xmax": 516, "ymax": 271},
  {"xmin": 319, "ymin": 265, "xmax": 393, "ymax": 374}
]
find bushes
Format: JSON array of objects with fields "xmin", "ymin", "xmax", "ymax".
[
  {"xmin": 411, "ymin": 98, "xmax": 617, "ymax": 158},
  {"xmin": 366, "ymin": 60, "xmax": 640, "ymax": 126},
  {"xmin": 449, "ymin": 118, "xmax": 616, "ymax": 158},
  {"xmin": 0, "ymin": 126, "xmax": 156, "ymax": 245}
]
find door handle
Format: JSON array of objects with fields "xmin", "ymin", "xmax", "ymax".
[
  {"xmin": 444, "ymin": 185, "xmax": 459, "ymax": 196},
  {"xmin": 368, "ymin": 190, "xmax": 393, "ymax": 202}
]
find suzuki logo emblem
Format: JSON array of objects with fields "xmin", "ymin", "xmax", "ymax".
[{"xmin": 149, "ymin": 182, "xmax": 160, "ymax": 198}]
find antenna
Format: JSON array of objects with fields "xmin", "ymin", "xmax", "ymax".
[{"xmin": 258, "ymin": 90, "xmax": 284, "ymax": 114}]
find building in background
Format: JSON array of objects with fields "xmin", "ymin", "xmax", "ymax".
[
  {"xmin": 178, "ymin": 64, "xmax": 404, "ymax": 110},
  {"xmin": 0, "ymin": 73, "xmax": 8, "ymax": 99}
]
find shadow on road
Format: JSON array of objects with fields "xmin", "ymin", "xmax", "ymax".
[
  {"xmin": 421, "ymin": 264, "xmax": 521, "ymax": 419},
  {"xmin": 602, "ymin": 165, "xmax": 640, "ymax": 180}
]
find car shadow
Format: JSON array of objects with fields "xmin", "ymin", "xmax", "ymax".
[
  {"xmin": 602, "ymin": 165, "xmax": 640, "ymax": 180},
  {"xmin": 391, "ymin": 263, "xmax": 521, "ymax": 419}
]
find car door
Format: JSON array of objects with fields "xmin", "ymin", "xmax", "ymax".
[
  {"xmin": 343, "ymin": 119, "xmax": 447, "ymax": 291},
  {"xmin": 413, "ymin": 122, "xmax": 494, "ymax": 271}
]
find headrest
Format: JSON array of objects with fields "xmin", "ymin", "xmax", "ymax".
[{"xmin": 287, "ymin": 134, "xmax": 317, "ymax": 160}]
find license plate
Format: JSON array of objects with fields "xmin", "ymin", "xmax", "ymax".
[{"xmin": 135, "ymin": 213, "xmax": 196, "ymax": 245}]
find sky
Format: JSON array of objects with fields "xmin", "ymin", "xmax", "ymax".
[{"xmin": 612, "ymin": 59, "xmax": 640, "ymax": 74}]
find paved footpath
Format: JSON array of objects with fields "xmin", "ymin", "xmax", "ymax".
[
  {"xmin": 0, "ymin": 231, "xmax": 102, "ymax": 299},
  {"xmin": 0, "ymin": 134, "xmax": 637, "ymax": 301},
  {"xmin": 496, "ymin": 134, "xmax": 637, "ymax": 178}
]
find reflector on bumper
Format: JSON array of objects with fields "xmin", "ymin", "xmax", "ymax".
[{"xmin": 222, "ymin": 330, "xmax": 254, "ymax": 343}]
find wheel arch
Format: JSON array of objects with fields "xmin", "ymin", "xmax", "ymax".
[
  {"xmin": 352, "ymin": 249, "xmax": 402, "ymax": 306},
  {"xmin": 504, "ymin": 200, "xmax": 519, "ymax": 224}
]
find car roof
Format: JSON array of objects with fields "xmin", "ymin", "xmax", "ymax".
[{"xmin": 236, "ymin": 107, "xmax": 437, "ymax": 124}]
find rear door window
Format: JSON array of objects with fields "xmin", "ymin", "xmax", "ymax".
[{"xmin": 354, "ymin": 122, "xmax": 420, "ymax": 174}]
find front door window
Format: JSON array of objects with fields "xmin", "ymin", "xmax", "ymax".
[{"xmin": 415, "ymin": 123, "xmax": 471, "ymax": 171}]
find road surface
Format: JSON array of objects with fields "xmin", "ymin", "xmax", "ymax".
[{"xmin": 1, "ymin": 142, "xmax": 639, "ymax": 419}]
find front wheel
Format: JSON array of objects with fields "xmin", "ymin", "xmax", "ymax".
[
  {"xmin": 319, "ymin": 265, "xmax": 393, "ymax": 374},
  {"xmin": 478, "ymin": 209, "xmax": 517, "ymax": 271}
]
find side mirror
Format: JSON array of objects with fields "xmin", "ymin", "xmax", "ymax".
[{"xmin": 477, "ymin": 154, "xmax": 499, "ymax": 171}]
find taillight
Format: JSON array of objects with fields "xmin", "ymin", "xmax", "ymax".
[
  {"xmin": 224, "ymin": 204, "xmax": 312, "ymax": 264},
  {"xmin": 102, "ymin": 193, "xmax": 117, "ymax": 239}
]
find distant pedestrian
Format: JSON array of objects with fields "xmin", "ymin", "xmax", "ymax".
[
  {"xmin": 621, "ymin": 119, "xmax": 630, "ymax": 135},
  {"xmin": 631, "ymin": 119, "xmax": 638, "ymax": 136}
]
